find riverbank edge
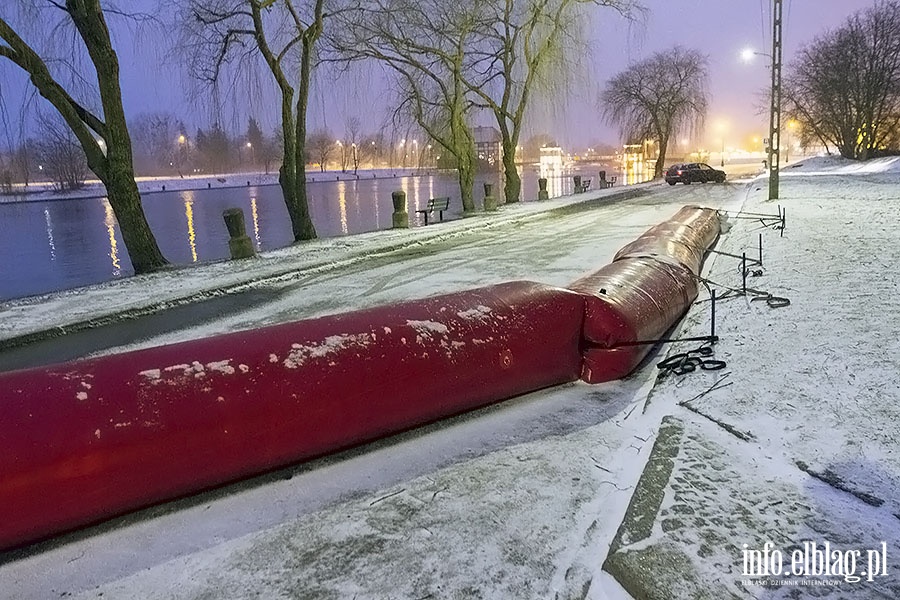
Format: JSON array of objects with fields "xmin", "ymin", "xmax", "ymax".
[{"xmin": 1, "ymin": 185, "xmax": 650, "ymax": 352}]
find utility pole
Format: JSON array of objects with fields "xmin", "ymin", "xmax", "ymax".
[{"xmin": 767, "ymin": 0, "xmax": 783, "ymax": 200}]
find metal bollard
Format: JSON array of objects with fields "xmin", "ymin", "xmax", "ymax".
[
  {"xmin": 391, "ymin": 190, "xmax": 409, "ymax": 228},
  {"xmin": 538, "ymin": 178, "xmax": 549, "ymax": 200},
  {"xmin": 483, "ymin": 182, "xmax": 497, "ymax": 212},
  {"xmin": 223, "ymin": 208, "xmax": 256, "ymax": 259}
]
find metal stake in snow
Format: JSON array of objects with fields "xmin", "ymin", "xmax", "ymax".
[{"xmin": 742, "ymin": 252, "xmax": 748, "ymax": 295}]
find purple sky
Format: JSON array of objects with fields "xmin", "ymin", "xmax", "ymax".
[{"xmin": 1, "ymin": 0, "xmax": 879, "ymax": 151}]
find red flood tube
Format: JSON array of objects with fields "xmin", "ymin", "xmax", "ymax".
[
  {"xmin": 0, "ymin": 281, "xmax": 585, "ymax": 551},
  {"xmin": 614, "ymin": 205, "xmax": 721, "ymax": 274},
  {"xmin": 569, "ymin": 206, "xmax": 721, "ymax": 384}
]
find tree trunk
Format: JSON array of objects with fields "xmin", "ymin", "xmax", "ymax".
[
  {"xmin": 458, "ymin": 156, "xmax": 476, "ymax": 213},
  {"xmin": 285, "ymin": 4, "xmax": 320, "ymax": 242},
  {"xmin": 457, "ymin": 130, "xmax": 477, "ymax": 212},
  {"xmin": 100, "ymin": 163, "xmax": 166, "ymax": 273},
  {"xmin": 498, "ymin": 118, "xmax": 520, "ymax": 204},
  {"xmin": 68, "ymin": 0, "xmax": 167, "ymax": 273},
  {"xmin": 501, "ymin": 144, "xmax": 520, "ymax": 203},
  {"xmin": 655, "ymin": 134, "xmax": 670, "ymax": 178}
]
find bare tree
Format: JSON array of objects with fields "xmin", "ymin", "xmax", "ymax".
[
  {"xmin": 12, "ymin": 140, "xmax": 32, "ymax": 187},
  {"xmin": 0, "ymin": 1, "xmax": 167, "ymax": 272},
  {"xmin": 464, "ymin": 0, "xmax": 638, "ymax": 203},
  {"xmin": 345, "ymin": 115, "xmax": 361, "ymax": 173},
  {"xmin": 181, "ymin": 0, "xmax": 329, "ymax": 241},
  {"xmin": 784, "ymin": 1, "xmax": 900, "ymax": 160},
  {"xmin": 359, "ymin": 132, "xmax": 383, "ymax": 168},
  {"xmin": 601, "ymin": 46, "xmax": 708, "ymax": 178},
  {"xmin": 131, "ymin": 112, "xmax": 182, "ymax": 174},
  {"xmin": 243, "ymin": 117, "xmax": 263, "ymax": 166},
  {"xmin": 332, "ymin": 0, "xmax": 482, "ymax": 211},
  {"xmin": 307, "ymin": 129, "xmax": 334, "ymax": 171},
  {"xmin": 260, "ymin": 126, "xmax": 282, "ymax": 174},
  {"xmin": 35, "ymin": 112, "xmax": 89, "ymax": 191}
]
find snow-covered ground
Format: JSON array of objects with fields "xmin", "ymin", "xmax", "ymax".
[
  {"xmin": 2, "ymin": 156, "xmax": 898, "ymax": 599},
  {"xmin": 605, "ymin": 155, "xmax": 900, "ymax": 598}
]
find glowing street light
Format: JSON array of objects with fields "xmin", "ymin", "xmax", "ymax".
[
  {"xmin": 178, "ymin": 134, "xmax": 186, "ymax": 145},
  {"xmin": 741, "ymin": 48, "xmax": 771, "ymax": 63}
]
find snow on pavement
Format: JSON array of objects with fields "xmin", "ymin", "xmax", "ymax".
[
  {"xmin": 604, "ymin": 155, "xmax": 900, "ymax": 598},
  {"xmin": 7, "ymin": 158, "xmax": 898, "ymax": 599},
  {"xmin": 0, "ymin": 179, "xmax": 744, "ymax": 600}
]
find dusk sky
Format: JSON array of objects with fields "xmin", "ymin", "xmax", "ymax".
[{"xmin": 0, "ymin": 0, "xmax": 879, "ymax": 152}]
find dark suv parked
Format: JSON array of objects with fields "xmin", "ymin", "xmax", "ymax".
[{"xmin": 665, "ymin": 163, "xmax": 726, "ymax": 185}]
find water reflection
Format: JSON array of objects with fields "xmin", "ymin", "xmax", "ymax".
[
  {"xmin": 622, "ymin": 156, "xmax": 655, "ymax": 185},
  {"xmin": 539, "ymin": 165, "xmax": 566, "ymax": 198},
  {"xmin": 4, "ymin": 168, "xmax": 633, "ymax": 301},
  {"xmin": 182, "ymin": 193, "xmax": 198, "ymax": 263},
  {"xmin": 337, "ymin": 180, "xmax": 348, "ymax": 235},
  {"xmin": 250, "ymin": 197, "xmax": 261, "ymax": 250},
  {"xmin": 103, "ymin": 202, "xmax": 122, "ymax": 274},
  {"xmin": 44, "ymin": 208, "xmax": 56, "ymax": 261},
  {"xmin": 373, "ymin": 179, "xmax": 380, "ymax": 228}
]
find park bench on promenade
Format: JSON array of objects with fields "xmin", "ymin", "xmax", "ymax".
[
  {"xmin": 599, "ymin": 173, "xmax": 618, "ymax": 189},
  {"xmin": 416, "ymin": 197, "xmax": 451, "ymax": 225},
  {"xmin": 574, "ymin": 177, "xmax": 592, "ymax": 193}
]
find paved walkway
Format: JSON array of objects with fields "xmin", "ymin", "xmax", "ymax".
[
  {"xmin": 6, "ymin": 174, "xmax": 836, "ymax": 600},
  {"xmin": 605, "ymin": 169, "xmax": 900, "ymax": 598}
]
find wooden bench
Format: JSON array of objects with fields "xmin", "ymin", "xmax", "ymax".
[
  {"xmin": 416, "ymin": 197, "xmax": 451, "ymax": 225},
  {"xmin": 599, "ymin": 175, "xmax": 618, "ymax": 189},
  {"xmin": 575, "ymin": 178, "xmax": 592, "ymax": 193}
]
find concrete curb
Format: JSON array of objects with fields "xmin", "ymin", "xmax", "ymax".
[{"xmin": 602, "ymin": 416, "xmax": 743, "ymax": 600}]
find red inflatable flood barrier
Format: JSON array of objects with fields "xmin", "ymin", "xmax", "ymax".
[
  {"xmin": 0, "ymin": 281, "xmax": 585, "ymax": 551},
  {"xmin": 570, "ymin": 206, "xmax": 721, "ymax": 383}
]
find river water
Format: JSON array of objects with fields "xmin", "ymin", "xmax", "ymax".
[{"xmin": 0, "ymin": 166, "xmax": 641, "ymax": 302}]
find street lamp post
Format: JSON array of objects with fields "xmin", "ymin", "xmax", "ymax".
[
  {"xmin": 336, "ymin": 140, "xmax": 345, "ymax": 172},
  {"xmin": 767, "ymin": 0, "xmax": 784, "ymax": 200},
  {"xmin": 740, "ymin": 0, "xmax": 783, "ymax": 200},
  {"xmin": 715, "ymin": 120, "xmax": 728, "ymax": 168},
  {"xmin": 785, "ymin": 120, "xmax": 798, "ymax": 163}
]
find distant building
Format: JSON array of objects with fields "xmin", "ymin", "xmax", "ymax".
[
  {"xmin": 539, "ymin": 146, "xmax": 564, "ymax": 175},
  {"xmin": 473, "ymin": 126, "xmax": 502, "ymax": 169}
]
